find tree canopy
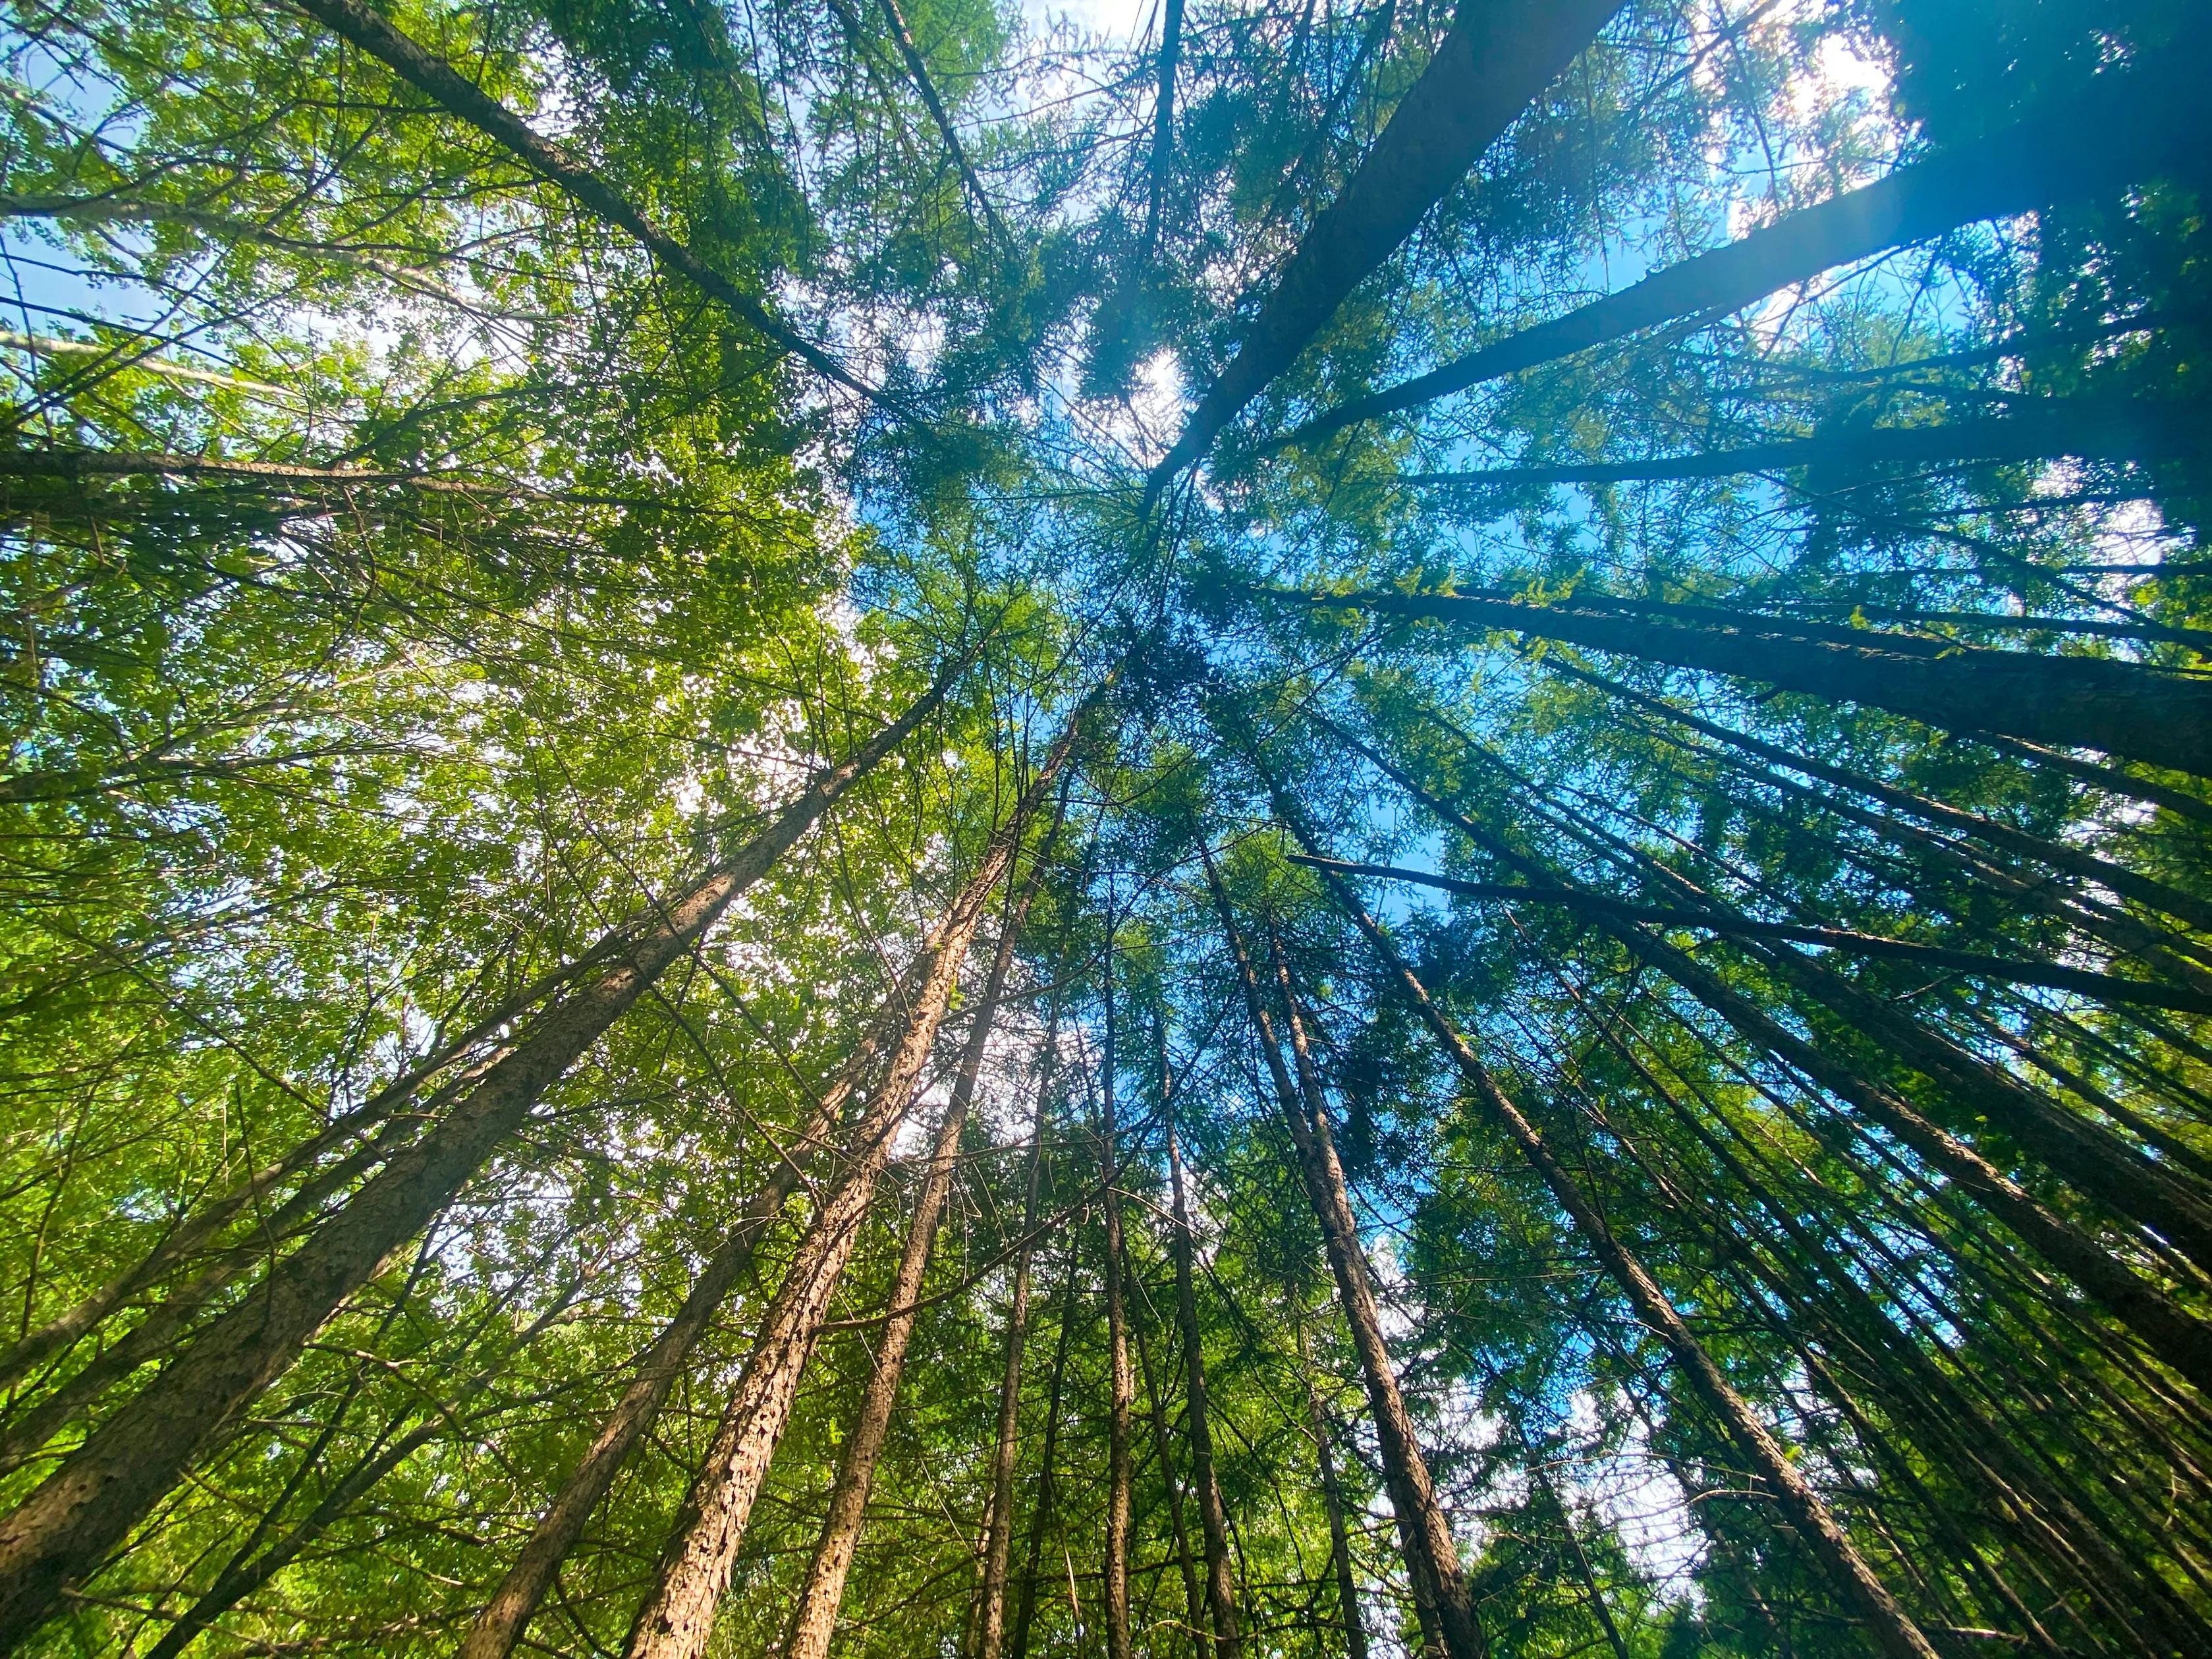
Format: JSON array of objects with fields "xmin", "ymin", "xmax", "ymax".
[{"xmin": 1, "ymin": 0, "xmax": 2209, "ymax": 1656}]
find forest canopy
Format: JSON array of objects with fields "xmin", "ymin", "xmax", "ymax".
[{"xmin": 1, "ymin": 0, "xmax": 2209, "ymax": 1656}]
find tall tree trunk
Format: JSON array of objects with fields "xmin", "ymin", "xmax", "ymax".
[
  {"xmin": 1008, "ymin": 1251, "xmax": 1082, "ymax": 1659},
  {"xmin": 1399, "ymin": 399, "xmax": 2212, "ymax": 489},
  {"xmin": 1551, "ymin": 660, "xmax": 2212, "ymax": 932},
  {"xmin": 1098, "ymin": 949, "xmax": 1136, "ymax": 1659},
  {"xmin": 1304, "ymin": 587, "xmax": 2212, "ymax": 777},
  {"xmin": 1198, "ymin": 846, "xmax": 1488, "ymax": 1659},
  {"xmin": 290, "ymin": 0, "xmax": 881, "ymax": 403},
  {"xmin": 972, "ymin": 1017, "xmax": 1059, "ymax": 1659},
  {"xmin": 779, "ymin": 866, "xmax": 1041, "ymax": 1659},
  {"xmin": 1279, "ymin": 804, "xmax": 1949, "ymax": 1659},
  {"xmin": 1164, "ymin": 1065, "xmax": 1240, "ymax": 1659},
  {"xmin": 1277, "ymin": 53, "xmax": 2208, "ymax": 448},
  {"xmin": 1333, "ymin": 714, "xmax": 2212, "ymax": 1397},
  {"xmin": 621, "ymin": 717, "xmax": 1083, "ymax": 1659},
  {"xmin": 456, "ymin": 978, "xmax": 923, "ymax": 1659},
  {"xmin": 0, "ymin": 656, "xmax": 971, "ymax": 1650},
  {"xmin": 1133, "ymin": 1305, "xmax": 1206, "ymax": 1655},
  {"xmin": 1145, "ymin": 0, "xmax": 1619, "ymax": 498},
  {"xmin": 0, "ymin": 947, "xmax": 572, "ymax": 1397},
  {"xmin": 1288, "ymin": 855, "xmax": 2212, "ymax": 1017},
  {"xmin": 142, "ymin": 1289, "xmax": 576, "ymax": 1659},
  {"xmin": 1298, "ymin": 1327, "xmax": 1369, "ymax": 1659}
]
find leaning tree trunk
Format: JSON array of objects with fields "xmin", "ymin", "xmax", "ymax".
[
  {"xmin": 1165, "ymin": 1078, "xmax": 1240, "ymax": 1659},
  {"xmin": 1398, "ymin": 399, "xmax": 2212, "ymax": 490},
  {"xmin": 779, "ymin": 864, "xmax": 1042, "ymax": 1659},
  {"xmin": 455, "ymin": 970, "xmax": 927, "ymax": 1659},
  {"xmin": 971, "ymin": 1017, "xmax": 1059, "ymax": 1659},
  {"xmin": 1098, "ymin": 957, "xmax": 1136, "ymax": 1659},
  {"xmin": 1332, "ymin": 716, "xmax": 2212, "ymax": 1398},
  {"xmin": 1007, "ymin": 1251, "xmax": 1081, "ymax": 1659},
  {"xmin": 1200, "ymin": 846, "xmax": 1488, "ymax": 1659},
  {"xmin": 292, "ymin": 0, "xmax": 879, "ymax": 401},
  {"xmin": 621, "ymin": 710, "xmax": 1084, "ymax": 1659},
  {"xmin": 1297, "ymin": 1324, "xmax": 1370, "ymax": 1659},
  {"xmin": 1277, "ymin": 802, "xmax": 1944, "ymax": 1659},
  {"xmin": 0, "ymin": 652, "xmax": 972, "ymax": 1650},
  {"xmin": 1308, "ymin": 588, "xmax": 2212, "ymax": 777},
  {"xmin": 1277, "ymin": 49, "xmax": 2208, "ymax": 448},
  {"xmin": 1144, "ymin": 0, "xmax": 1619, "ymax": 497}
]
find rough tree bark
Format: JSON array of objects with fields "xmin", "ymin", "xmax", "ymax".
[
  {"xmin": 1165, "ymin": 1067, "xmax": 1240, "ymax": 1659},
  {"xmin": 1276, "ymin": 56, "xmax": 2207, "ymax": 449},
  {"xmin": 620, "ymin": 710, "xmax": 1084, "ymax": 1659},
  {"xmin": 1144, "ymin": 0, "xmax": 1620, "ymax": 498},
  {"xmin": 1286, "ymin": 820, "xmax": 1940, "ymax": 1659},
  {"xmin": 970, "ymin": 1015, "xmax": 1058, "ymax": 1659},
  {"xmin": 455, "ymin": 976, "xmax": 922, "ymax": 1659},
  {"xmin": 1304, "ymin": 587, "xmax": 2212, "ymax": 777},
  {"xmin": 1199, "ymin": 844, "xmax": 1488, "ymax": 1659},
  {"xmin": 779, "ymin": 865, "xmax": 1043, "ymax": 1659},
  {"xmin": 0, "ymin": 654, "xmax": 972, "ymax": 1650}
]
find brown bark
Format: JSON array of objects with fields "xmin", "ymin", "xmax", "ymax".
[
  {"xmin": 1133, "ymin": 1307, "xmax": 1206, "ymax": 1654},
  {"xmin": 1297, "ymin": 1326, "xmax": 1369, "ymax": 1659},
  {"xmin": 1145, "ymin": 0, "xmax": 1619, "ymax": 499},
  {"xmin": 1165, "ymin": 1077, "xmax": 1240, "ymax": 1659},
  {"xmin": 289, "ymin": 0, "xmax": 882, "ymax": 403},
  {"xmin": 1553, "ymin": 660, "xmax": 2212, "ymax": 932},
  {"xmin": 1198, "ymin": 847, "xmax": 1487, "ymax": 1659},
  {"xmin": 1007, "ymin": 1251, "xmax": 1081, "ymax": 1659},
  {"xmin": 1288, "ymin": 855, "xmax": 2212, "ymax": 1016},
  {"xmin": 1277, "ymin": 56, "xmax": 2208, "ymax": 449},
  {"xmin": 455, "ymin": 985, "xmax": 916, "ymax": 1659},
  {"xmin": 619, "ymin": 718, "xmax": 1082, "ymax": 1659},
  {"xmin": 0, "ymin": 659, "xmax": 968, "ymax": 1650},
  {"xmin": 1289, "ymin": 828, "xmax": 1940, "ymax": 1659},
  {"xmin": 1329, "ymin": 714, "xmax": 2212, "ymax": 1398},
  {"xmin": 1306, "ymin": 586, "xmax": 2212, "ymax": 777},
  {"xmin": 1397, "ymin": 400, "xmax": 2212, "ymax": 490},
  {"xmin": 779, "ymin": 874, "xmax": 1036, "ymax": 1659},
  {"xmin": 1099, "ymin": 955, "xmax": 1136, "ymax": 1659},
  {"xmin": 971, "ymin": 1020, "xmax": 1058, "ymax": 1659}
]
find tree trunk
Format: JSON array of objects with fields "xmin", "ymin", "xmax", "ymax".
[
  {"xmin": 1553, "ymin": 660, "xmax": 2212, "ymax": 932},
  {"xmin": 1099, "ymin": 951, "xmax": 1136, "ymax": 1659},
  {"xmin": 1400, "ymin": 400, "xmax": 2212, "ymax": 490},
  {"xmin": 1165, "ymin": 1078, "xmax": 1240, "ymax": 1659},
  {"xmin": 1278, "ymin": 55, "xmax": 2209, "ymax": 448},
  {"xmin": 290, "ymin": 0, "xmax": 881, "ymax": 402},
  {"xmin": 1299, "ymin": 843, "xmax": 1939, "ymax": 1659},
  {"xmin": 0, "ymin": 658, "xmax": 968, "ymax": 1650},
  {"xmin": 779, "ymin": 872, "xmax": 1037, "ymax": 1659},
  {"xmin": 1308, "ymin": 588, "xmax": 2212, "ymax": 777},
  {"xmin": 1298, "ymin": 1326, "xmax": 1369, "ymax": 1659},
  {"xmin": 456, "ymin": 980, "xmax": 918, "ymax": 1659},
  {"xmin": 1332, "ymin": 714, "xmax": 2212, "ymax": 1398},
  {"xmin": 621, "ymin": 717, "xmax": 1081, "ymax": 1659},
  {"xmin": 1288, "ymin": 855, "xmax": 2212, "ymax": 1017},
  {"xmin": 972, "ymin": 1018, "xmax": 1058, "ymax": 1659},
  {"xmin": 1198, "ymin": 846, "xmax": 1487, "ymax": 1659},
  {"xmin": 1133, "ymin": 1307, "xmax": 1206, "ymax": 1655},
  {"xmin": 1008, "ymin": 1250, "xmax": 1081, "ymax": 1659},
  {"xmin": 1145, "ymin": 0, "xmax": 1618, "ymax": 497}
]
